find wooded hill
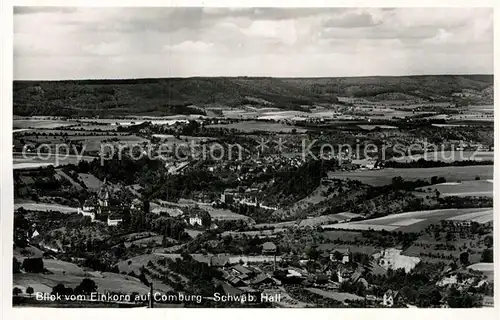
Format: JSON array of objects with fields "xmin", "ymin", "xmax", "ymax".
[{"xmin": 13, "ymin": 75, "xmax": 493, "ymax": 116}]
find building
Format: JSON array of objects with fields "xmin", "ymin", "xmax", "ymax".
[
  {"xmin": 262, "ymin": 242, "xmax": 277, "ymax": 255},
  {"xmin": 78, "ymin": 199, "xmax": 96, "ymax": 222},
  {"xmin": 78, "ymin": 207, "xmax": 95, "ymax": 222},
  {"xmin": 188, "ymin": 214, "xmax": 203, "ymax": 227},
  {"xmin": 342, "ymin": 248, "xmax": 352, "ymax": 264},
  {"xmin": 96, "ymin": 179, "xmax": 112, "ymax": 215},
  {"xmin": 107, "ymin": 216, "xmax": 123, "ymax": 226},
  {"xmin": 337, "ymin": 265, "xmax": 355, "ymax": 283},
  {"xmin": 382, "ymin": 289, "xmax": 404, "ymax": 307},
  {"xmin": 221, "ymin": 189, "xmax": 239, "ymax": 204}
]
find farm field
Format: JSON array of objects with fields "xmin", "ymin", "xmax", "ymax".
[
  {"xmin": 13, "ymin": 119, "xmax": 78, "ymax": 129},
  {"xmin": 322, "ymin": 208, "xmax": 493, "ymax": 232},
  {"xmin": 196, "ymin": 203, "xmax": 254, "ymax": 222},
  {"xmin": 222, "ymin": 228, "xmax": 287, "ymax": 238},
  {"xmin": 14, "ymin": 202, "xmax": 79, "ymax": 213},
  {"xmin": 66, "ymin": 134, "xmax": 149, "ymax": 152},
  {"xmin": 468, "ymin": 263, "xmax": 494, "ymax": 280},
  {"xmin": 298, "ymin": 212, "xmax": 362, "ymax": 228},
  {"xmin": 116, "ymin": 254, "xmax": 161, "ymax": 275},
  {"xmin": 13, "ymin": 153, "xmax": 96, "ymax": 170},
  {"xmin": 417, "ymin": 180, "xmax": 493, "ymax": 197},
  {"xmin": 79, "ymin": 173, "xmax": 103, "ymax": 191},
  {"xmin": 328, "ymin": 166, "xmax": 493, "ymax": 186},
  {"xmin": 43, "ymin": 259, "xmax": 87, "ymax": 276},
  {"xmin": 391, "ymin": 151, "xmax": 494, "ymax": 163},
  {"xmin": 358, "ymin": 124, "xmax": 398, "ymax": 130},
  {"xmin": 77, "ymin": 118, "xmax": 190, "ymax": 126},
  {"xmin": 403, "ymin": 233, "xmax": 491, "ymax": 265},
  {"xmin": 206, "ymin": 121, "xmax": 306, "ymax": 133},
  {"xmin": 13, "ymin": 272, "xmax": 150, "ymax": 295},
  {"xmin": 446, "ymin": 209, "xmax": 493, "ymax": 224}
]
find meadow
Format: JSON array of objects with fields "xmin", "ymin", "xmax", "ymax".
[
  {"xmin": 391, "ymin": 151, "xmax": 494, "ymax": 163},
  {"xmin": 416, "ymin": 180, "xmax": 493, "ymax": 197},
  {"xmin": 329, "ymin": 166, "xmax": 493, "ymax": 186},
  {"xmin": 206, "ymin": 121, "xmax": 306, "ymax": 133},
  {"xmin": 322, "ymin": 207, "xmax": 493, "ymax": 232}
]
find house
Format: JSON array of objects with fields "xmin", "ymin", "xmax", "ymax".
[
  {"xmin": 342, "ymin": 248, "xmax": 352, "ymax": 264},
  {"xmin": 351, "ymin": 158, "xmax": 377, "ymax": 170},
  {"xmin": 382, "ymin": 289, "xmax": 404, "ymax": 307},
  {"xmin": 221, "ymin": 189, "xmax": 238, "ymax": 204},
  {"xmin": 230, "ymin": 264, "xmax": 255, "ymax": 280},
  {"xmin": 78, "ymin": 205, "xmax": 95, "ymax": 222},
  {"xmin": 262, "ymin": 242, "xmax": 277, "ymax": 255},
  {"xmin": 188, "ymin": 215, "xmax": 203, "ymax": 227},
  {"xmin": 107, "ymin": 216, "xmax": 123, "ymax": 226},
  {"xmin": 131, "ymin": 198, "xmax": 142, "ymax": 210},
  {"xmin": 337, "ymin": 265, "xmax": 355, "ymax": 283}
]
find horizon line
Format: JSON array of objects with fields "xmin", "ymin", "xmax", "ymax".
[{"xmin": 13, "ymin": 73, "xmax": 494, "ymax": 82}]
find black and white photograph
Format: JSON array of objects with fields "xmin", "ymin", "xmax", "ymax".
[{"xmin": 4, "ymin": 2, "xmax": 496, "ymax": 311}]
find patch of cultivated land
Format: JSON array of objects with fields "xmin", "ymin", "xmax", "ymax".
[
  {"xmin": 13, "ymin": 272, "xmax": 150, "ymax": 295},
  {"xmin": 417, "ymin": 180, "xmax": 493, "ymax": 197},
  {"xmin": 79, "ymin": 173, "xmax": 103, "ymax": 191},
  {"xmin": 322, "ymin": 207, "xmax": 492, "ymax": 232},
  {"xmin": 43, "ymin": 259, "xmax": 87, "ymax": 276},
  {"xmin": 298, "ymin": 212, "xmax": 361, "ymax": 227},
  {"xmin": 206, "ymin": 121, "xmax": 306, "ymax": 133},
  {"xmin": 403, "ymin": 233, "xmax": 491, "ymax": 264},
  {"xmin": 196, "ymin": 203, "xmax": 254, "ymax": 222},
  {"xmin": 392, "ymin": 151, "xmax": 494, "ymax": 163},
  {"xmin": 13, "ymin": 153, "xmax": 96, "ymax": 169},
  {"xmin": 116, "ymin": 254, "xmax": 162, "ymax": 275},
  {"xmin": 328, "ymin": 166, "xmax": 493, "ymax": 186},
  {"xmin": 14, "ymin": 202, "xmax": 79, "ymax": 213},
  {"xmin": 13, "ymin": 119, "xmax": 78, "ymax": 129}
]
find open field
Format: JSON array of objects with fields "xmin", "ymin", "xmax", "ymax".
[
  {"xmin": 358, "ymin": 124, "xmax": 398, "ymax": 130},
  {"xmin": 222, "ymin": 228, "xmax": 287, "ymax": 238},
  {"xmin": 417, "ymin": 180, "xmax": 493, "ymax": 197},
  {"xmin": 322, "ymin": 208, "xmax": 493, "ymax": 232},
  {"xmin": 13, "ymin": 119, "xmax": 78, "ymax": 129},
  {"xmin": 116, "ymin": 254, "xmax": 161, "ymax": 275},
  {"xmin": 328, "ymin": 166, "xmax": 493, "ymax": 186},
  {"xmin": 206, "ymin": 121, "xmax": 306, "ymax": 133},
  {"xmin": 185, "ymin": 202, "xmax": 254, "ymax": 222},
  {"xmin": 14, "ymin": 202, "xmax": 79, "ymax": 214},
  {"xmin": 391, "ymin": 151, "xmax": 494, "ymax": 163},
  {"xmin": 13, "ymin": 153, "xmax": 96, "ymax": 170},
  {"xmin": 43, "ymin": 259, "xmax": 87, "ymax": 276},
  {"xmin": 446, "ymin": 209, "xmax": 493, "ymax": 224},
  {"xmin": 298, "ymin": 212, "xmax": 362, "ymax": 227},
  {"xmin": 13, "ymin": 272, "xmax": 150, "ymax": 295},
  {"xmin": 79, "ymin": 173, "xmax": 103, "ymax": 191},
  {"xmin": 78, "ymin": 118, "xmax": 190, "ymax": 126},
  {"xmin": 67, "ymin": 134, "xmax": 149, "ymax": 152}
]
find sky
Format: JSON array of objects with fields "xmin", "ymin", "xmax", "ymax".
[{"xmin": 13, "ymin": 7, "xmax": 494, "ymax": 80}]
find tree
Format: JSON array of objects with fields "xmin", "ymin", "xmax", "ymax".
[
  {"xmin": 13, "ymin": 258, "xmax": 21, "ymax": 273},
  {"xmin": 22, "ymin": 258, "xmax": 44, "ymax": 273},
  {"xmin": 74, "ymin": 278, "xmax": 97, "ymax": 295},
  {"xmin": 480, "ymin": 249, "xmax": 493, "ymax": 263},
  {"xmin": 13, "ymin": 287, "xmax": 22, "ymax": 296},
  {"xmin": 459, "ymin": 252, "xmax": 469, "ymax": 266},
  {"xmin": 52, "ymin": 283, "xmax": 73, "ymax": 295},
  {"xmin": 26, "ymin": 287, "xmax": 34, "ymax": 297}
]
